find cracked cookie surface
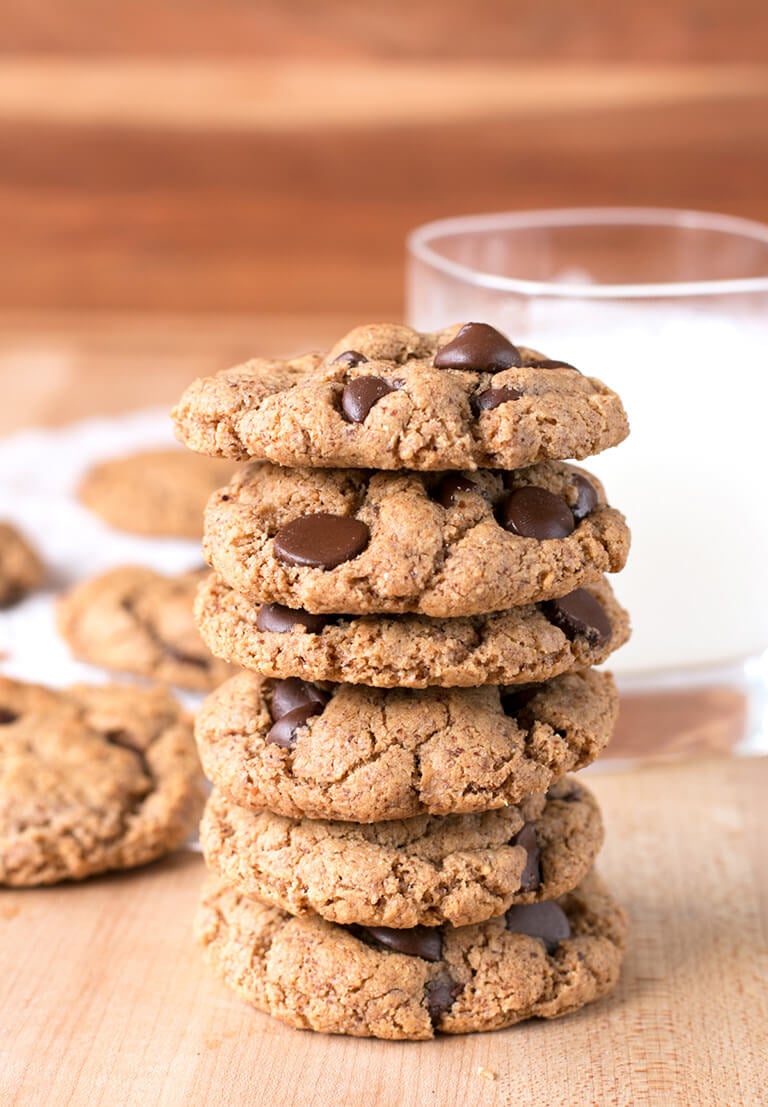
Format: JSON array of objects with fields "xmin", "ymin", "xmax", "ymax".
[
  {"xmin": 0, "ymin": 676, "xmax": 205, "ymax": 885},
  {"xmin": 201, "ymin": 777, "xmax": 602, "ymax": 928},
  {"xmin": 0, "ymin": 522, "xmax": 44, "ymax": 607},
  {"xmin": 203, "ymin": 461, "xmax": 629, "ymax": 617},
  {"xmin": 172, "ymin": 322, "xmax": 628, "ymax": 471},
  {"xmin": 196, "ymin": 572, "xmax": 629, "ymax": 688},
  {"xmin": 196, "ymin": 869, "xmax": 627, "ymax": 1039},
  {"xmin": 79, "ymin": 448, "xmax": 238, "ymax": 539},
  {"xmin": 195, "ymin": 669, "xmax": 617, "ymax": 822},
  {"xmin": 58, "ymin": 566, "xmax": 233, "ymax": 692}
]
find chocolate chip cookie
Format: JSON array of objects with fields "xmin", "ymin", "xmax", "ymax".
[
  {"xmin": 79, "ymin": 448, "xmax": 238, "ymax": 539},
  {"xmin": 196, "ymin": 869, "xmax": 627, "ymax": 1039},
  {"xmin": 57, "ymin": 566, "xmax": 232, "ymax": 692},
  {"xmin": 0, "ymin": 676, "xmax": 205, "ymax": 885},
  {"xmin": 195, "ymin": 669, "xmax": 617, "ymax": 822},
  {"xmin": 173, "ymin": 322, "xmax": 629, "ymax": 471},
  {"xmin": 203, "ymin": 461, "xmax": 629, "ymax": 617},
  {"xmin": 0, "ymin": 522, "xmax": 44, "ymax": 607},
  {"xmin": 200, "ymin": 777, "xmax": 602, "ymax": 929},
  {"xmin": 196, "ymin": 572, "xmax": 629, "ymax": 688}
]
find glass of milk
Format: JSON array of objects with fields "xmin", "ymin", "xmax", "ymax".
[{"xmin": 406, "ymin": 208, "xmax": 768, "ymax": 757}]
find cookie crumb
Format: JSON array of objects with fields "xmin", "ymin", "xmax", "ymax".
[{"xmin": 477, "ymin": 1067, "xmax": 497, "ymax": 1081}]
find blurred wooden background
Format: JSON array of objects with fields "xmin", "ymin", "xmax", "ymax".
[{"xmin": 1, "ymin": 0, "xmax": 768, "ymax": 427}]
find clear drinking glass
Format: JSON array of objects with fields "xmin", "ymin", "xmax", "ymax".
[{"xmin": 406, "ymin": 208, "xmax": 768, "ymax": 759}]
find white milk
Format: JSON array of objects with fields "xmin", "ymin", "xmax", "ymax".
[{"xmin": 516, "ymin": 301, "xmax": 768, "ymax": 674}]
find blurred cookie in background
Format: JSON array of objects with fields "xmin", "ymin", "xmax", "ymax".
[
  {"xmin": 0, "ymin": 522, "xmax": 45, "ymax": 608},
  {"xmin": 0, "ymin": 675, "xmax": 204, "ymax": 886},
  {"xmin": 78, "ymin": 448, "xmax": 238, "ymax": 539},
  {"xmin": 57, "ymin": 566, "xmax": 232, "ymax": 692}
]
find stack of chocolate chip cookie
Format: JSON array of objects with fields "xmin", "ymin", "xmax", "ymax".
[{"xmin": 173, "ymin": 322, "xmax": 632, "ymax": 1040}]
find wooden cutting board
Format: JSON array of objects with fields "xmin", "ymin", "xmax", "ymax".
[{"xmin": 1, "ymin": 755, "xmax": 766, "ymax": 1107}]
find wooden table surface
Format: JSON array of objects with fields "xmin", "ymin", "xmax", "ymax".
[{"xmin": 2, "ymin": 757, "xmax": 766, "ymax": 1107}]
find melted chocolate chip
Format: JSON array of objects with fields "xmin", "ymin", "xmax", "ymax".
[
  {"xmin": 256, "ymin": 603, "xmax": 328, "ymax": 635},
  {"xmin": 269, "ymin": 678, "xmax": 330, "ymax": 722},
  {"xmin": 332, "ymin": 350, "xmax": 368, "ymax": 367},
  {"xmin": 434, "ymin": 323, "xmax": 522, "ymax": 372},
  {"xmin": 571, "ymin": 474, "xmax": 599, "ymax": 522},
  {"xmin": 0, "ymin": 707, "xmax": 19, "ymax": 725},
  {"xmin": 500, "ymin": 487, "xmax": 575, "ymax": 540},
  {"xmin": 505, "ymin": 901, "xmax": 571, "ymax": 954},
  {"xmin": 543, "ymin": 589, "xmax": 612, "ymax": 647},
  {"xmin": 341, "ymin": 376, "xmax": 396, "ymax": 423},
  {"xmin": 473, "ymin": 385, "xmax": 522, "ymax": 413},
  {"xmin": 529, "ymin": 357, "xmax": 580, "ymax": 373},
  {"xmin": 356, "ymin": 924, "xmax": 443, "ymax": 962},
  {"xmin": 432, "ymin": 474, "xmax": 477, "ymax": 508},
  {"xmin": 425, "ymin": 975, "xmax": 463, "ymax": 1027},
  {"xmin": 265, "ymin": 703, "xmax": 322, "ymax": 748},
  {"xmin": 273, "ymin": 514, "xmax": 370, "ymax": 569},
  {"xmin": 512, "ymin": 823, "xmax": 541, "ymax": 893}
]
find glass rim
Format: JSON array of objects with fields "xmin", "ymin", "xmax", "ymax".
[{"xmin": 406, "ymin": 207, "xmax": 768, "ymax": 299}]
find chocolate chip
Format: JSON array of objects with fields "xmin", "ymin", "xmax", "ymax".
[
  {"xmin": 256, "ymin": 603, "xmax": 328, "ymax": 635},
  {"xmin": 543, "ymin": 588, "xmax": 612, "ymax": 647},
  {"xmin": 434, "ymin": 323, "xmax": 522, "ymax": 372},
  {"xmin": 529, "ymin": 357, "xmax": 580, "ymax": 373},
  {"xmin": 356, "ymin": 925, "xmax": 443, "ymax": 962},
  {"xmin": 425, "ymin": 975, "xmax": 463, "ymax": 1027},
  {"xmin": 571, "ymin": 474, "xmax": 599, "ymax": 522},
  {"xmin": 0, "ymin": 708, "xmax": 18, "ymax": 725},
  {"xmin": 341, "ymin": 376, "xmax": 396, "ymax": 423},
  {"xmin": 332, "ymin": 349, "xmax": 368, "ymax": 367},
  {"xmin": 500, "ymin": 487, "xmax": 575, "ymax": 540},
  {"xmin": 512, "ymin": 823, "xmax": 541, "ymax": 892},
  {"xmin": 265, "ymin": 703, "xmax": 322, "ymax": 749},
  {"xmin": 432, "ymin": 474, "xmax": 477, "ymax": 508},
  {"xmin": 274, "ymin": 514, "xmax": 370, "ymax": 569},
  {"xmin": 473, "ymin": 385, "xmax": 522, "ymax": 413},
  {"xmin": 268, "ymin": 678, "xmax": 330, "ymax": 722},
  {"xmin": 505, "ymin": 901, "xmax": 571, "ymax": 954}
]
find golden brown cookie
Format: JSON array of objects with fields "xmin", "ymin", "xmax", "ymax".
[
  {"xmin": 200, "ymin": 777, "xmax": 603, "ymax": 928},
  {"xmin": 78, "ymin": 448, "xmax": 238, "ymax": 538},
  {"xmin": 203, "ymin": 461, "xmax": 630, "ymax": 617},
  {"xmin": 57, "ymin": 566, "xmax": 232, "ymax": 692},
  {"xmin": 0, "ymin": 522, "xmax": 44, "ymax": 607},
  {"xmin": 173, "ymin": 322, "xmax": 628, "ymax": 471},
  {"xmin": 195, "ymin": 669, "xmax": 617, "ymax": 822},
  {"xmin": 196, "ymin": 572, "xmax": 629, "ymax": 688},
  {"xmin": 196, "ymin": 869, "xmax": 627, "ymax": 1039},
  {"xmin": 0, "ymin": 676, "xmax": 204, "ymax": 885}
]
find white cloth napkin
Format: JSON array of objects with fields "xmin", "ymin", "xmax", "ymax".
[{"xmin": 0, "ymin": 407, "xmax": 204, "ymax": 694}]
